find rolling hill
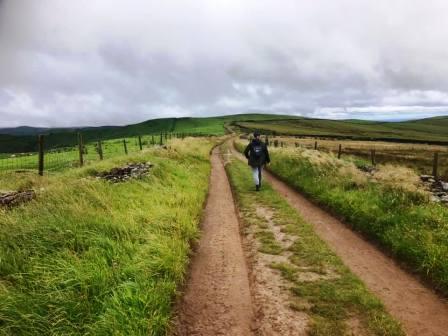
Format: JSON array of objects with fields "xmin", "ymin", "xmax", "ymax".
[
  {"xmin": 233, "ymin": 116, "xmax": 448, "ymax": 143},
  {"xmin": 0, "ymin": 114, "xmax": 294, "ymax": 153},
  {"xmin": 1, "ymin": 114, "xmax": 447, "ymax": 153}
]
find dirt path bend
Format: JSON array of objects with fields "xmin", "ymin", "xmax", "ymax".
[
  {"xmin": 174, "ymin": 147, "xmax": 253, "ymax": 336},
  {"xmin": 231, "ymin": 144, "xmax": 448, "ymax": 336}
]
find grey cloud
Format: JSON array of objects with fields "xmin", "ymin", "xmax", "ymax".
[{"xmin": 1, "ymin": 0, "xmax": 448, "ymax": 128}]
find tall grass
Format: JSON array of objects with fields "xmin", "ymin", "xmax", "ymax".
[
  {"xmin": 272, "ymin": 136, "xmax": 448, "ymax": 180},
  {"xmin": 235, "ymin": 141, "xmax": 448, "ymax": 296},
  {"xmin": 0, "ymin": 138, "xmax": 216, "ymax": 335}
]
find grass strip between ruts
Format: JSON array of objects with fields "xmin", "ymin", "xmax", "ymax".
[{"xmin": 225, "ymin": 155, "xmax": 404, "ymax": 336}]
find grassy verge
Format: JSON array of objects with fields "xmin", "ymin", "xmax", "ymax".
[
  {"xmin": 225, "ymin": 155, "xmax": 404, "ymax": 335},
  {"xmin": 235, "ymin": 141, "xmax": 448, "ymax": 296},
  {"xmin": 0, "ymin": 138, "xmax": 217, "ymax": 335},
  {"xmin": 269, "ymin": 136, "xmax": 448, "ymax": 180}
]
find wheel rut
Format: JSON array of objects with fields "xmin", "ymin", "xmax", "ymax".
[
  {"xmin": 173, "ymin": 147, "xmax": 253, "ymax": 336},
  {"xmin": 231, "ymin": 142, "xmax": 448, "ymax": 336}
]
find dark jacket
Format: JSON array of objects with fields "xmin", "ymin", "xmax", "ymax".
[{"xmin": 244, "ymin": 139, "xmax": 270, "ymax": 167}]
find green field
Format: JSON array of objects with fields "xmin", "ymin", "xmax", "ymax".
[
  {"xmin": 0, "ymin": 135, "xmax": 162, "ymax": 173},
  {"xmin": 234, "ymin": 116, "xmax": 448, "ymax": 143},
  {"xmin": 0, "ymin": 138, "xmax": 217, "ymax": 335}
]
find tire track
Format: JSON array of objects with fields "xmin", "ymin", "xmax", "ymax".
[
  {"xmin": 231, "ymin": 142, "xmax": 448, "ymax": 336},
  {"xmin": 173, "ymin": 147, "xmax": 253, "ymax": 336}
]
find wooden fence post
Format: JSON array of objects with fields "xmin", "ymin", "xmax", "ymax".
[
  {"xmin": 78, "ymin": 133, "xmax": 84, "ymax": 167},
  {"xmin": 138, "ymin": 136, "xmax": 143, "ymax": 150},
  {"xmin": 265, "ymin": 136, "xmax": 269, "ymax": 146},
  {"xmin": 433, "ymin": 152, "xmax": 439, "ymax": 180},
  {"xmin": 160, "ymin": 133, "xmax": 163, "ymax": 145},
  {"xmin": 38, "ymin": 135, "xmax": 44, "ymax": 176},
  {"xmin": 314, "ymin": 141, "xmax": 318, "ymax": 150},
  {"xmin": 123, "ymin": 139, "xmax": 128, "ymax": 154},
  {"xmin": 98, "ymin": 140, "xmax": 103, "ymax": 160},
  {"xmin": 371, "ymin": 149, "xmax": 376, "ymax": 166},
  {"xmin": 338, "ymin": 144, "xmax": 342, "ymax": 159}
]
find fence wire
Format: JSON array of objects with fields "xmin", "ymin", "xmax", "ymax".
[
  {"xmin": 1, "ymin": 132, "xmax": 217, "ymax": 175},
  {"xmin": 0, "ymin": 133, "xmax": 180, "ymax": 175}
]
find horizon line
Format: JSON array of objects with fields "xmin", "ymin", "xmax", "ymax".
[{"xmin": 1, "ymin": 112, "xmax": 447, "ymax": 130}]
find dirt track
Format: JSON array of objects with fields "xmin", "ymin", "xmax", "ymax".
[
  {"xmin": 174, "ymin": 147, "xmax": 253, "ymax": 335},
  {"xmin": 175, "ymin": 146, "xmax": 312, "ymax": 335},
  {"xmin": 231, "ymin": 144, "xmax": 448, "ymax": 336},
  {"xmin": 175, "ymin": 143, "xmax": 448, "ymax": 336}
]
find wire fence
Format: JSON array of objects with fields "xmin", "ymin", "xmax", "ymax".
[
  {"xmin": 0, "ymin": 132, "xmax": 201, "ymax": 175},
  {"xmin": 0, "ymin": 153, "xmax": 39, "ymax": 171}
]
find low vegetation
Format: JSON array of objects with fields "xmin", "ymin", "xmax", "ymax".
[
  {"xmin": 235, "ymin": 140, "xmax": 448, "ymax": 296},
  {"xmin": 225, "ymin": 155, "xmax": 404, "ymax": 335},
  {"xmin": 0, "ymin": 138, "xmax": 216, "ymax": 335}
]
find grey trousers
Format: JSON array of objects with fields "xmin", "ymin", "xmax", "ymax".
[{"xmin": 251, "ymin": 166, "xmax": 262, "ymax": 185}]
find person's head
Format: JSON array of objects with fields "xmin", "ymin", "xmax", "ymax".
[{"xmin": 253, "ymin": 131, "xmax": 260, "ymax": 139}]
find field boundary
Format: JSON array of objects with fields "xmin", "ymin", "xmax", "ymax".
[{"xmin": 0, "ymin": 132, "xmax": 213, "ymax": 174}]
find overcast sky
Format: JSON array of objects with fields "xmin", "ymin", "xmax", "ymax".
[{"xmin": 1, "ymin": 0, "xmax": 448, "ymax": 127}]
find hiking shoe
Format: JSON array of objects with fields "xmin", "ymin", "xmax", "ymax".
[{"xmin": 256, "ymin": 184, "xmax": 260, "ymax": 191}]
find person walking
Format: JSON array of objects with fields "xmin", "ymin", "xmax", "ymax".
[{"xmin": 244, "ymin": 131, "xmax": 270, "ymax": 191}]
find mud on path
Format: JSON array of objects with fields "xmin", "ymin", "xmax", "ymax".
[
  {"xmin": 230, "ymin": 143, "xmax": 448, "ymax": 336},
  {"xmin": 173, "ymin": 147, "xmax": 254, "ymax": 335}
]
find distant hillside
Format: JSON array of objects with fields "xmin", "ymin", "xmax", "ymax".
[
  {"xmin": 0, "ymin": 126, "xmax": 51, "ymax": 136},
  {"xmin": 233, "ymin": 116, "xmax": 448, "ymax": 144},
  {"xmin": 1, "ymin": 114, "xmax": 447, "ymax": 153},
  {"xmin": 0, "ymin": 114, "xmax": 294, "ymax": 153}
]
